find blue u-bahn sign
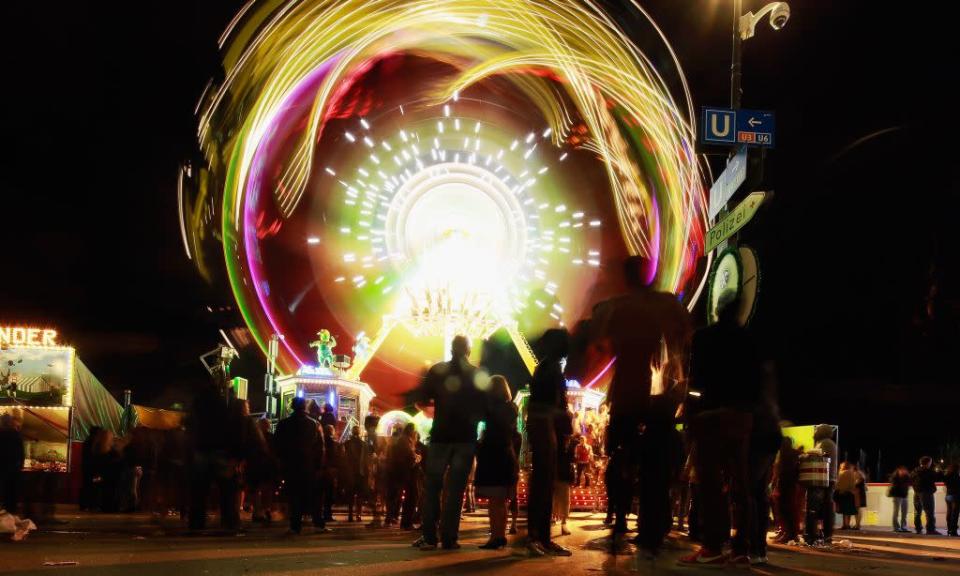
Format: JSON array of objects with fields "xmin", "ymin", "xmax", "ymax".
[{"xmin": 702, "ymin": 107, "xmax": 775, "ymax": 148}]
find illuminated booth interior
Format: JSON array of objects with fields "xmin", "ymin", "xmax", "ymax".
[{"xmin": 275, "ymin": 365, "xmax": 375, "ymax": 428}]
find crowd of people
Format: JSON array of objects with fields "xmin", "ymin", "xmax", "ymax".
[
  {"xmin": 884, "ymin": 457, "xmax": 960, "ymax": 536},
  {"xmin": 1, "ymin": 255, "xmax": 958, "ymax": 565}
]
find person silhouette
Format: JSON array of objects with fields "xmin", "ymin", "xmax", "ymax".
[
  {"xmin": 408, "ymin": 335, "xmax": 485, "ymax": 550},
  {"xmin": 591, "ymin": 256, "xmax": 691, "ymax": 543}
]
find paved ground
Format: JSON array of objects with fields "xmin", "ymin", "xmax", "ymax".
[{"xmin": 2, "ymin": 508, "xmax": 960, "ymax": 575}]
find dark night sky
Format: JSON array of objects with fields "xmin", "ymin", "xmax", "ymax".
[{"xmin": 2, "ymin": 1, "xmax": 957, "ymax": 473}]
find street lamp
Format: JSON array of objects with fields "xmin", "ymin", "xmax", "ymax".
[{"xmin": 730, "ymin": 1, "xmax": 791, "ymax": 109}]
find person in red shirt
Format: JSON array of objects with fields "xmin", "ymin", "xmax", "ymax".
[{"xmin": 574, "ymin": 435, "xmax": 593, "ymax": 487}]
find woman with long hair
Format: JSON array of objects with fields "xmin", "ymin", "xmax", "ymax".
[{"xmin": 835, "ymin": 462, "xmax": 858, "ymax": 530}]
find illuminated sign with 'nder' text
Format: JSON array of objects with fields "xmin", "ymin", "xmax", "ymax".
[{"xmin": 0, "ymin": 326, "xmax": 60, "ymax": 348}]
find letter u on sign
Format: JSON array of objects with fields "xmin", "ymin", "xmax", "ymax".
[
  {"xmin": 703, "ymin": 109, "xmax": 737, "ymax": 144},
  {"xmin": 711, "ymin": 114, "xmax": 730, "ymax": 138}
]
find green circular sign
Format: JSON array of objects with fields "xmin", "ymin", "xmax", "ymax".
[{"xmin": 707, "ymin": 247, "xmax": 742, "ymax": 324}]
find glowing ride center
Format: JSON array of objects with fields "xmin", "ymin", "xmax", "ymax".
[{"xmin": 184, "ymin": 0, "xmax": 710, "ymax": 412}]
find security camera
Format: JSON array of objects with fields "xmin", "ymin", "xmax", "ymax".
[
  {"xmin": 739, "ymin": 2, "xmax": 791, "ymax": 40},
  {"xmin": 769, "ymin": 2, "xmax": 790, "ymax": 30}
]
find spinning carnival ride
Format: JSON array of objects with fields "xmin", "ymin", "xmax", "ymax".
[{"xmin": 181, "ymin": 0, "xmax": 709, "ymax": 401}]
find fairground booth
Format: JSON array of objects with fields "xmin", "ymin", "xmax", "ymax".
[
  {"xmin": 274, "ymin": 365, "xmax": 375, "ymax": 429},
  {"xmin": 264, "ymin": 331, "xmax": 376, "ymax": 434},
  {"xmin": 0, "ymin": 324, "xmax": 125, "ymax": 501}
]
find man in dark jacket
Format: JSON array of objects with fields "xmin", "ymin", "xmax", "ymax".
[
  {"xmin": 746, "ymin": 382, "xmax": 782, "ymax": 564},
  {"xmin": 912, "ymin": 456, "xmax": 942, "ymax": 535},
  {"xmin": 320, "ymin": 404, "xmax": 338, "ymax": 430},
  {"xmin": 681, "ymin": 290, "xmax": 761, "ymax": 566},
  {"xmin": 274, "ymin": 397, "xmax": 325, "ymax": 534},
  {"xmin": 887, "ymin": 467, "xmax": 911, "ymax": 533},
  {"xmin": 408, "ymin": 335, "xmax": 484, "ymax": 550},
  {"xmin": 220, "ymin": 399, "xmax": 261, "ymax": 530},
  {"xmin": 187, "ymin": 383, "xmax": 230, "ymax": 531},
  {"xmin": 0, "ymin": 411, "xmax": 25, "ymax": 514},
  {"xmin": 342, "ymin": 426, "xmax": 366, "ymax": 522},
  {"xmin": 526, "ymin": 328, "xmax": 574, "ymax": 557}
]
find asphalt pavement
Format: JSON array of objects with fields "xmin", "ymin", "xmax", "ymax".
[{"xmin": 2, "ymin": 508, "xmax": 959, "ymax": 575}]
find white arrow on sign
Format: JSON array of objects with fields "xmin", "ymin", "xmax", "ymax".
[{"xmin": 748, "ymin": 117, "xmax": 761, "ymax": 127}]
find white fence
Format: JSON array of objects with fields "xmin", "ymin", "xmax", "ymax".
[{"xmin": 858, "ymin": 483, "xmax": 947, "ymax": 529}]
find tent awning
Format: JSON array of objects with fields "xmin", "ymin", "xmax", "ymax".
[{"xmin": 70, "ymin": 358, "xmax": 123, "ymax": 441}]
